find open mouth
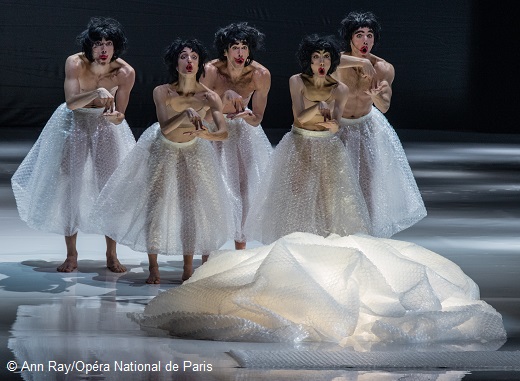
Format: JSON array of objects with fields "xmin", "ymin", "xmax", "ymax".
[
  {"xmin": 318, "ymin": 67, "xmax": 326, "ymax": 75},
  {"xmin": 186, "ymin": 64, "xmax": 193, "ymax": 71},
  {"xmin": 360, "ymin": 46, "xmax": 368, "ymax": 54}
]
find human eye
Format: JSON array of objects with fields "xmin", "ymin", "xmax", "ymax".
[
  {"xmin": 191, "ymin": 54, "xmax": 198, "ymax": 60},
  {"xmin": 105, "ymin": 41, "xmax": 113, "ymax": 46},
  {"xmin": 94, "ymin": 41, "xmax": 103, "ymax": 47}
]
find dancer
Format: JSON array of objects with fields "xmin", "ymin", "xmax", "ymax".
[
  {"xmin": 245, "ymin": 34, "xmax": 370, "ymax": 244},
  {"xmin": 90, "ymin": 39, "xmax": 233, "ymax": 283},
  {"xmin": 201, "ymin": 22, "xmax": 272, "ymax": 250},
  {"xmin": 11, "ymin": 17, "xmax": 136, "ymax": 273},
  {"xmin": 333, "ymin": 11, "xmax": 426, "ymax": 238}
]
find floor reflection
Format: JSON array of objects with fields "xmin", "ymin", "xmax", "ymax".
[{"xmin": 1, "ymin": 139, "xmax": 520, "ymax": 380}]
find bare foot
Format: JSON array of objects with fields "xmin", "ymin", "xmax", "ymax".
[
  {"xmin": 182, "ymin": 265, "xmax": 193, "ymax": 282},
  {"xmin": 146, "ymin": 266, "xmax": 160, "ymax": 284},
  {"xmin": 235, "ymin": 241, "xmax": 246, "ymax": 250},
  {"xmin": 57, "ymin": 255, "xmax": 77, "ymax": 272},
  {"xmin": 106, "ymin": 256, "xmax": 127, "ymax": 273}
]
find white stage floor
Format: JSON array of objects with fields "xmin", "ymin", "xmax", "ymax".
[{"xmin": 1, "ymin": 137, "xmax": 519, "ymax": 380}]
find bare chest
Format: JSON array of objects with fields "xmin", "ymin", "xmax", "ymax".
[
  {"xmin": 79, "ymin": 70, "xmax": 120, "ymax": 93},
  {"xmin": 214, "ymin": 74, "xmax": 254, "ymax": 100},
  {"xmin": 340, "ymin": 68, "xmax": 372, "ymax": 94}
]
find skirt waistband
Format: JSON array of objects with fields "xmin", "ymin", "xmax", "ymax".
[
  {"xmin": 158, "ymin": 131, "xmax": 198, "ymax": 147},
  {"xmin": 291, "ymin": 125, "xmax": 334, "ymax": 138}
]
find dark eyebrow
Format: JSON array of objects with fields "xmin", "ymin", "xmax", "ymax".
[{"xmin": 354, "ymin": 28, "xmax": 374, "ymax": 34}]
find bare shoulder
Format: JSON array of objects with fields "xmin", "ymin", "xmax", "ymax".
[
  {"xmin": 251, "ymin": 61, "xmax": 270, "ymax": 79},
  {"xmin": 153, "ymin": 83, "xmax": 172, "ymax": 101},
  {"xmin": 335, "ymin": 80, "xmax": 349, "ymax": 96},
  {"xmin": 204, "ymin": 59, "xmax": 219, "ymax": 73},
  {"xmin": 372, "ymin": 54, "xmax": 395, "ymax": 82},
  {"xmin": 289, "ymin": 73, "xmax": 303, "ymax": 88},
  {"xmin": 114, "ymin": 58, "xmax": 135, "ymax": 75},
  {"xmin": 65, "ymin": 53, "xmax": 87, "ymax": 72}
]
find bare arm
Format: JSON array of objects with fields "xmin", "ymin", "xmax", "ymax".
[
  {"xmin": 230, "ymin": 68, "xmax": 271, "ymax": 127},
  {"xmin": 289, "ymin": 75, "xmax": 323, "ymax": 125},
  {"xmin": 153, "ymin": 85, "xmax": 192, "ymax": 135},
  {"xmin": 337, "ymin": 53, "xmax": 376, "ymax": 77},
  {"xmin": 107, "ymin": 63, "xmax": 135, "ymax": 124},
  {"xmin": 318, "ymin": 83, "xmax": 348, "ymax": 133},
  {"xmin": 367, "ymin": 61, "xmax": 394, "ymax": 113},
  {"xmin": 185, "ymin": 92, "xmax": 228, "ymax": 141}
]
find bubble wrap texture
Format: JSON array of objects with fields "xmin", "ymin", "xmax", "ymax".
[
  {"xmin": 138, "ymin": 232, "xmax": 506, "ymax": 344},
  {"xmin": 245, "ymin": 126, "xmax": 370, "ymax": 244},
  {"xmin": 90, "ymin": 123, "xmax": 234, "ymax": 255},
  {"xmin": 338, "ymin": 107, "xmax": 427, "ymax": 238},
  {"xmin": 11, "ymin": 104, "xmax": 136, "ymax": 236},
  {"xmin": 210, "ymin": 117, "xmax": 272, "ymax": 242}
]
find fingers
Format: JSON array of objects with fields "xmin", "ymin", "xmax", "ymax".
[{"xmin": 233, "ymin": 99, "xmax": 244, "ymax": 113}]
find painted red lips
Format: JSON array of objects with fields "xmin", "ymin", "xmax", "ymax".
[
  {"xmin": 318, "ymin": 67, "xmax": 326, "ymax": 75},
  {"xmin": 360, "ymin": 46, "xmax": 368, "ymax": 54},
  {"xmin": 235, "ymin": 58, "xmax": 245, "ymax": 64},
  {"xmin": 186, "ymin": 64, "xmax": 193, "ymax": 71}
]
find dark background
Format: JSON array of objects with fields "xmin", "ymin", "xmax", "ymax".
[{"xmin": 0, "ymin": 0, "xmax": 516, "ymax": 144}]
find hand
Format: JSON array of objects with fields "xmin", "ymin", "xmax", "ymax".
[
  {"xmin": 360, "ymin": 59, "xmax": 376, "ymax": 78},
  {"xmin": 316, "ymin": 119, "xmax": 339, "ymax": 133},
  {"xmin": 183, "ymin": 125, "xmax": 209, "ymax": 139},
  {"xmin": 227, "ymin": 109, "xmax": 254, "ymax": 120},
  {"xmin": 364, "ymin": 80, "xmax": 384, "ymax": 98},
  {"xmin": 223, "ymin": 90, "xmax": 245, "ymax": 113},
  {"xmin": 96, "ymin": 88, "xmax": 115, "ymax": 113},
  {"xmin": 318, "ymin": 101, "xmax": 331, "ymax": 122},
  {"xmin": 103, "ymin": 111, "xmax": 123, "ymax": 124},
  {"xmin": 185, "ymin": 108, "xmax": 204, "ymax": 129}
]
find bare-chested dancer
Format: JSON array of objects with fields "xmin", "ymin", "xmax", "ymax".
[
  {"xmin": 11, "ymin": 17, "xmax": 136, "ymax": 273},
  {"xmin": 201, "ymin": 22, "xmax": 272, "ymax": 250},
  {"xmin": 332, "ymin": 11, "xmax": 426, "ymax": 237},
  {"xmin": 90, "ymin": 39, "xmax": 232, "ymax": 284},
  {"xmin": 245, "ymin": 34, "xmax": 369, "ymax": 244}
]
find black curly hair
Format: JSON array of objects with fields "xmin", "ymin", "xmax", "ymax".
[
  {"xmin": 76, "ymin": 17, "xmax": 128, "ymax": 62},
  {"xmin": 296, "ymin": 34, "xmax": 341, "ymax": 76},
  {"xmin": 163, "ymin": 38, "xmax": 208, "ymax": 83},
  {"xmin": 214, "ymin": 22, "xmax": 265, "ymax": 66},
  {"xmin": 339, "ymin": 11, "xmax": 381, "ymax": 52}
]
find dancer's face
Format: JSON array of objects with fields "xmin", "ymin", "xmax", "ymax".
[
  {"xmin": 92, "ymin": 38, "xmax": 114, "ymax": 64},
  {"xmin": 177, "ymin": 47, "xmax": 199, "ymax": 76},
  {"xmin": 350, "ymin": 27, "xmax": 374, "ymax": 56},
  {"xmin": 224, "ymin": 41, "xmax": 249, "ymax": 67},
  {"xmin": 310, "ymin": 50, "xmax": 331, "ymax": 77}
]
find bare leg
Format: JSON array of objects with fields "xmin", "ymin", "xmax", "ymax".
[
  {"xmin": 105, "ymin": 236, "xmax": 126, "ymax": 273},
  {"xmin": 182, "ymin": 254, "xmax": 193, "ymax": 282},
  {"xmin": 147, "ymin": 254, "xmax": 160, "ymax": 284},
  {"xmin": 58, "ymin": 234, "xmax": 78, "ymax": 272},
  {"xmin": 235, "ymin": 240, "xmax": 246, "ymax": 250}
]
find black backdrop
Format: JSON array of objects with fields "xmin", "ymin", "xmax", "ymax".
[{"xmin": 0, "ymin": 0, "xmax": 516, "ymax": 143}]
